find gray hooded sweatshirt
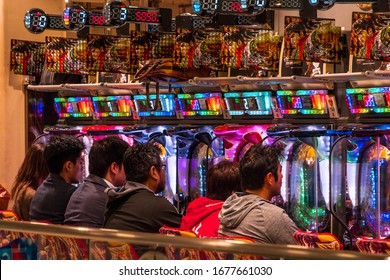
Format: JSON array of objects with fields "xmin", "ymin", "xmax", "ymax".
[{"xmin": 218, "ymin": 192, "xmax": 298, "ymax": 245}]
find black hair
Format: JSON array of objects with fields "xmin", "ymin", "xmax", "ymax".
[
  {"xmin": 89, "ymin": 136, "xmax": 129, "ymax": 177},
  {"xmin": 239, "ymin": 144, "xmax": 284, "ymax": 191},
  {"xmin": 44, "ymin": 135, "xmax": 85, "ymax": 174},
  {"xmin": 206, "ymin": 160, "xmax": 240, "ymax": 201},
  {"xmin": 123, "ymin": 142, "xmax": 162, "ymax": 183}
]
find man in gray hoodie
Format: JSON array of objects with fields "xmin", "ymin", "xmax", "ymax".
[{"xmin": 218, "ymin": 144, "xmax": 298, "ymax": 244}]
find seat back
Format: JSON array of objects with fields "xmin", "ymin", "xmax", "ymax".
[
  {"xmin": 0, "ymin": 237, "xmax": 37, "ymax": 260},
  {"xmin": 159, "ymin": 226, "xmax": 202, "ymax": 260},
  {"xmin": 356, "ymin": 237, "xmax": 390, "ymax": 255},
  {"xmin": 0, "ymin": 210, "xmax": 21, "ymax": 221},
  {"xmin": 202, "ymin": 236, "xmax": 261, "ymax": 260},
  {"xmin": 293, "ymin": 230, "xmax": 343, "ymax": 250},
  {"xmin": 90, "ymin": 241, "xmax": 139, "ymax": 260}
]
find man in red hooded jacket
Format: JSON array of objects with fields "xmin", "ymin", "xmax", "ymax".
[{"xmin": 180, "ymin": 161, "xmax": 240, "ymax": 237}]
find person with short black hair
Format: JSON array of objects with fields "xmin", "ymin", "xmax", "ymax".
[
  {"xmin": 64, "ymin": 136, "xmax": 129, "ymax": 227},
  {"xmin": 218, "ymin": 144, "xmax": 298, "ymax": 244},
  {"xmin": 29, "ymin": 135, "xmax": 85, "ymax": 224},
  {"xmin": 104, "ymin": 142, "xmax": 182, "ymax": 256},
  {"xmin": 180, "ymin": 160, "xmax": 240, "ymax": 237}
]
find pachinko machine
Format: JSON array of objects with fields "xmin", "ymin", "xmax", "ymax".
[
  {"xmin": 266, "ymin": 126, "xmax": 334, "ymax": 233},
  {"xmin": 329, "ymin": 86, "xmax": 390, "ymax": 248},
  {"xmin": 167, "ymin": 126, "xmax": 224, "ymax": 212}
]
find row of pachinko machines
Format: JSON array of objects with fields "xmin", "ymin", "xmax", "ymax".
[{"xmin": 33, "ymin": 123, "xmax": 390, "ymax": 249}]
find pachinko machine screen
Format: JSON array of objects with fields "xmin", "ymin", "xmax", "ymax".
[
  {"xmin": 133, "ymin": 94, "xmax": 176, "ymax": 117},
  {"xmin": 176, "ymin": 93, "xmax": 224, "ymax": 117},
  {"xmin": 276, "ymin": 90, "xmax": 328, "ymax": 115},
  {"xmin": 92, "ymin": 96, "xmax": 133, "ymax": 117},
  {"xmin": 346, "ymin": 87, "xmax": 390, "ymax": 114},
  {"xmin": 224, "ymin": 91, "xmax": 272, "ymax": 116},
  {"xmin": 54, "ymin": 97, "xmax": 93, "ymax": 118}
]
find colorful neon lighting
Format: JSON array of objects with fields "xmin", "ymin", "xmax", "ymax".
[
  {"xmin": 224, "ymin": 92, "xmax": 272, "ymax": 116},
  {"xmin": 54, "ymin": 97, "xmax": 92, "ymax": 118},
  {"xmin": 133, "ymin": 94, "xmax": 175, "ymax": 117},
  {"xmin": 347, "ymin": 87, "xmax": 390, "ymax": 114},
  {"xmin": 276, "ymin": 90, "xmax": 327, "ymax": 115},
  {"xmin": 177, "ymin": 93, "xmax": 224, "ymax": 117},
  {"xmin": 92, "ymin": 96, "xmax": 132, "ymax": 117}
]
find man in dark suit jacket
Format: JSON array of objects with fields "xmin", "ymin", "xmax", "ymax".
[{"xmin": 65, "ymin": 136, "xmax": 129, "ymax": 227}]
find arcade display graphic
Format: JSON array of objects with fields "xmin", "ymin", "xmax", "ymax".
[
  {"xmin": 87, "ymin": 35, "xmax": 131, "ymax": 73},
  {"xmin": 10, "ymin": 40, "xmax": 46, "ymax": 76},
  {"xmin": 45, "ymin": 37, "xmax": 88, "ymax": 74},
  {"xmin": 130, "ymin": 31, "xmax": 158, "ymax": 74},
  {"xmin": 222, "ymin": 26, "xmax": 280, "ymax": 74},
  {"xmin": 350, "ymin": 12, "xmax": 390, "ymax": 71},
  {"xmin": 282, "ymin": 16, "xmax": 342, "ymax": 76}
]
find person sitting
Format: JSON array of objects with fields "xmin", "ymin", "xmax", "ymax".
[
  {"xmin": 104, "ymin": 142, "xmax": 182, "ymax": 256},
  {"xmin": 10, "ymin": 143, "xmax": 49, "ymax": 220},
  {"xmin": 218, "ymin": 144, "xmax": 298, "ymax": 245},
  {"xmin": 29, "ymin": 135, "xmax": 85, "ymax": 224},
  {"xmin": 180, "ymin": 160, "xmax": 240, "ymax": 237},
  {"xmin": 64, "ymin": 136, "xmax": 129, "ymax": 227}
]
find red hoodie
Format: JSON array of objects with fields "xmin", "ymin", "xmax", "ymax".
[{"xmin": 180, "ymin": 197, "xmax": 224, "ymax": 238}]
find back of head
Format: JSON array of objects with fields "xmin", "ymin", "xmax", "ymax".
[
  {"xmin": 44, "ymin": 135, "xmax": 85, "ymax": 174},
  {"xmin": 11, "ymin": 143, "xmax": 49, "ymax": 198},
  {"xmin": 239, "ymin": 144, "xmax": 284, "ymax": 191},
  {"xmin": 123, "ymin": 142, "xmax": 162, "ymax": 184},
  {"xmin": 206, "ymin": 160, "xmax": 240, "ymax": 201},
  {"xmin": 89, "ymin": 136, "xmax": 130, "ymax": 177}
]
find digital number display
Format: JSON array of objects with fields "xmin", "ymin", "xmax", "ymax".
[
  {"xmin": 128, "ymin": 7, "xmax": 160, "ymax": 23},
  {"xmin": 246, "ymin": 0, "xmax": 266, "ymax": 14},
  {"xmin": 103, "ymin": 0, "xmax": 128, "ymax": 26},
  {"xmin": 243, "ymin": 98, "xmax": 258, "ymax": 110},
  {"xmin": 24, "ymin": 8, "xmax": 48, "ymax": 34},
  {"xmin": 196, "ymin": 0, "xmax": 265, "ymax": 16},
  {"xmin": 63, "ymin": 5, "xmax": 88, "ymax": 31},
  {"xmin": 89, "ymin": 13, "xmax": 106, "ymax": 26},
  {"xmin": 192, "ymin": 0, "xmax": 218, "ymax": 17}
]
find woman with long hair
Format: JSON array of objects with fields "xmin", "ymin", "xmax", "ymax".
[{"xmin": 11, "ymin": 143, "xmax": 49, "ymax": 220}]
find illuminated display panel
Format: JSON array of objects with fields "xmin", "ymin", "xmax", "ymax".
[
  {"xmin": 133, "ymin": 94, "xmax": 176, "ymax": 117},
  {"xmin": 216, "ymin": 0, "xmax": 265, "ymax": 15},
  {"xmin": 276, "ymin": 90, "xmax": 328, "ymax": 115},
  {"xmin": 103, "ymin": 1, "xmax": 128, "ymax": 26},
  {"xmin": 346, "ymin": 87, "xmax": 390, "ymax": 114},
  {"xmin": 54, "ymin": 97, "xmax": 93, "ymax": 118},
  {"xmin": 224, "ymin": 92, "xmax": 272, "ymax": 116},
  {"xmin": 176, "ymin": 93, "xmax": 224, "ymax": 116},
  {"xmin": 127, "ymin": 7, "xmax": 160, "ymax": 23},
  {"xmin": 24, "ymin": 8, "xmax": 48, "ymax": 34},
  {"xmin": 63, "ymin": 5, "xmax": 88, "ymax": 31},
  {"xmin": 92, "ymin": 96, "xmax": 133, "ymax": 117}
]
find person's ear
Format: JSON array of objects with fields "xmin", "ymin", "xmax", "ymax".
[
  {"xmin": 64, "ymin": 161, "xmax": 72, "ymax": 172},
  {"xmin": 265, "ymin": 172, "xmax": 274, "ymax": 185},
  {"xmin": 149, "ymin": 165, "xmax": 159, "ymax": 181},
  {"xmin": 110, "ymin": 162, "xmax": 119, "ymax": 175}
]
